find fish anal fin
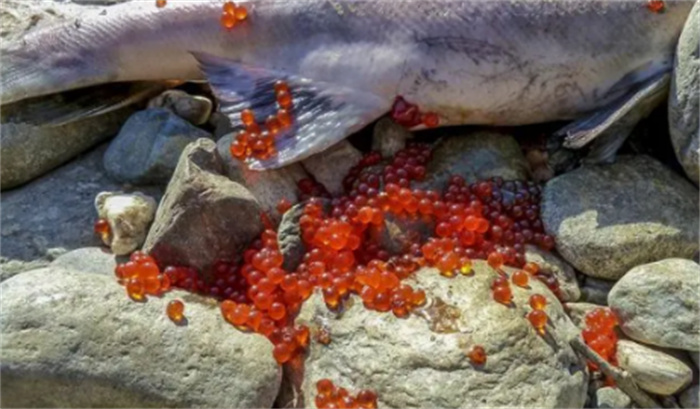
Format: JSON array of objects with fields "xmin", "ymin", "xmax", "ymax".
[
  {"xmin": 556, "ymin": 72, "xmax": 670, "ymax": 151},
  {"xmin": 193, "ymin": 52, "xmax": 390, "ymax": 170}
]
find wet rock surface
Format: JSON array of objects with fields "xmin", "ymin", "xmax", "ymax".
[
  {"xmin": 371, "ymin": 118, "xmax": 411, "ymax": 158},
  {"xmin": 580, "ymin": 277, "xmax": 615, "ymax": 306},
  {"xmin": 0, "ymin": 144, "xmax": 163, "ymax": 280},
  {"xmin": 104, "ymin": 108, "xmax": 213, "ymax": 185},
  {"xmin": 615, "ymin": 339, "xmax": 693, "ymax": 395},
  {"xmin": 669, "ymin": 1, "xmax": 699, "ymax": 184},
  {"xmin": 679, "ymin": 385, "xmax": 699, "ymax": 409},
  {"xmin": 608, "ymin": 259, "xmax": 700, "ymax": 351},
  {"xmin": 0, "ymin": 268, "xmax": 281, "ymax": 408},
  {"xmin": 418, "ymin": 129, "xmax": 529, "ymax": 190},
  {"xmin": 143, "ymin": 139, "xmax": 263, "ymax": 273},
  {"xmin": 286, "ymin": 262, "xmax": 587, "ymax": 409},
  {"xmin": 217, "ymin": 133, "xmax": 308, "ymax": 221},
  {"xmin": 542, "ymin": 155, "xmax": 699, "ymax": 280},
  {"xmin": 50, "ymin": 247, "xmax": 117, "ymax": 277}
]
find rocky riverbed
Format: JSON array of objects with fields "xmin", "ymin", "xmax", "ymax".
[{"xmin": 1, "ymin": 1, "xmax": 699, "ymax": 409}]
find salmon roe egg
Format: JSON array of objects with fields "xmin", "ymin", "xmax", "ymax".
[
  {"xmin": 467, "ymin": 345, "xmax": 487, "ymax": 365},
  {"xmin": 527, "ymin": 309, "xmax": 548, "ymax": 333},
  {"xmin": 167, "ymin": 299, "xmax": 185, "ymax": 323},
  {"xmin": 529, "ymin": 294, "xmax": 547, "ymax": 310},
  {"xmin": 155, "ymin": 0, "xmax": 166, "ymax": 8}
]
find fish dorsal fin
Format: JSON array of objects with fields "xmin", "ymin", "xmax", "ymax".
[{"xmin": 192, "ymin": 52, "xmax": 389, "ymax": 170}]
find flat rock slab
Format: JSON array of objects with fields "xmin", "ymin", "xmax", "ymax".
[
  {"xmin": 50, "ymin": 247, "xmax": 118, "ymax": 276},
  {"xmin": 609, "ymin": 258, "xmax": 700, "ymax": 351},
  {"xmin": 284, "ymin": 262, "xmax": 587, "ymax": 408},
  {"xmin": 0, "ymin": 144, "xmax": 163, "ymax": 279},
  {"xmin": 542, "ymin": 155, "xmax": 699, "ymax": 280},
  {"xmin": 0, "ymin": 268, "xmax": 281, "ymax": 408}
]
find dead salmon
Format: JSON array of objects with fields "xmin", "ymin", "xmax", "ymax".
[{"xmin": 1, "ymin": 0, "xmax": 694, "ymax": 169}]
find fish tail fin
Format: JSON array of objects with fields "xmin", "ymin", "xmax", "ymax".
[{"xmin": 192, "ymin": 52, "xmax": 390, "ymax": 170}]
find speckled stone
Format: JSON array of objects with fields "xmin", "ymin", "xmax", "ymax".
[{"xmin": 542, "ymin": 155, "xmax": 699, "ymax": 280}]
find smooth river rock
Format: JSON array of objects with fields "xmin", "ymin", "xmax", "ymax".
[
  {"xmin": 0, "ymin": 268, "xmax": 281, "ymax": 408},
  {"xmin": 542, "ymin": 155, "xmax": 699, "ymax": 280},
  {"xmin": 615, "ymin": 339, "xmax": 692, "ymax": 395},
  {"xmin": 609, "ymin": 259, "xmax": 700, "ymax": 351}
]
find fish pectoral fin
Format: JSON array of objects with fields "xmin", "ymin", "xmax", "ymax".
[
  {"xmin": 555, "ymin": 71, "xmax": 670, "ymax": 151},
  {"xmin": 1, "ymin": 82, "xmax": 170, "ymax": 127},
  {"xmin": 193, "ymin": 52, "xmax": 390, "ymax": 170}
]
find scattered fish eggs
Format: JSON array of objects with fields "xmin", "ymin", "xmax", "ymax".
[{"xmin": 167, "ymin": 299, "xmax": 185, "ymax": 323}]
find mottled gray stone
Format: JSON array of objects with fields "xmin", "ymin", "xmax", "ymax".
[
  {"xmin": 615, "ymin": 340, "xmax": 692, "ymax": 395},
  {"xmin": 217, "ymin": 133, "xmax": 308, "ymax": 222},
  {"xmin": 595, "ymin": 387, "xmax": 631, "ymax": 409},
  {"xmin": 372, "ymin": 118, "xmax": 411, "ymax": 158},
  {"xmin": 679, "ymin": 385, "xmax": 699, "ymax": 409},
  {"xmin": 143, "ymin": 139, "xmax": 263, "ymax": 273},
  {"xmin": 609, "ymin": 259, "xmax": 700, "ymax": 351},
  {"xmin": 104, "ymin": 108, "xmax": 212, "ymax": 185},
  {"xmin": 669, "ymin": 2, "xmax": 700, "ymax": 184},
  {"xmin": 0, "ymin": 268, "xmax": 281, "ymax": 408},
  {"xmin": 302, "ymin": 140, "xmax": 362, "ymax": 196},
  {"xmin": 581, "ymin": 277, "xmax": 616, "ymax": 306},
  {"xmin": 542, "ymin": 155, "xmax": 699, "ymax": 280},
  {"xmin": 525, "ymin": 245, "xmax": 581, "ymax": 302},
  {"xmin": 282, "ymin": 262, "xmax": 587, "ymax": 408},
  {"xmin": 418, "ymin": 129, "xmax": 529, "ymax": 191}
]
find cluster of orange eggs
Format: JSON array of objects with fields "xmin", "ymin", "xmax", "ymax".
[
  {"xmin": 315, "ymin": 379, "xmax": 378, "ymax": 409},
  {"xmin": 582, "ymin": 308, "xmax": 619, "ymax": 371},
  {"xmin": 229, "ymin": 81, "xmax": 294, "ymax": 161},
  {"xmin": 220, "ymin": 1, "xmax": 248, "ymax": 29}
]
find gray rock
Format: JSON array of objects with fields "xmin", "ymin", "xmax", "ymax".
[
  {"xmin": 692, "ymin": 352, "xmax": 699, "ymax": 369},
  {"xmin": 50, "ymin": 247, "xmax": 117, "ymax": 276},
  {"xmin": 143, "ymin": 139, "xmax": 263, "ymax": 273},
  {"xmin": 104, "ymin": 108, "xmax": 212, "ymax": 185},
  {"xmin": 372, "ymin": 118, "xmax": 411, "ymax": 158},
  {"xmin": 0, "ymin": 268, "xmax": 280, "ymax": 408},
  {"xmin": 217, "ymin": 133, "xmax": 308, "ymax": 222},
  {"xmin": 615, "ymin": 339, "xmax": 692, "ymax": 395},
  {"xmin": 0, "ymin": 144, "xmax": 163, "ymax": 277},
  {"xmin": 284, "ymin": 261, "xmax": 587, "ymax": 408},
  {"xmin": 418, "ymin": 129, "xmax": 529, "ymax": 191},
  {"xmin": 542, "ymin": 155, "xmax": 699, "ymax": 280},
  {"xmin": 525, "ymin": 245, "xmax": 580, "ymax": 302},
  {"xmin": 1, "ymin": 100, "xmax": 133, "ymax": 190},
  {"xmin": 379, "ymin": 213, "xmax": 434, "ymax": 255},
  {"xmin": 302, "ymin": 140, "xmax": 362, "ymax": 196},
  {"xmin": 148, "ymin": 90, "xmax": 213, "ymax": 126},
  {"xmin": 595, "ymin": 387, "xmax": 631, "ymax": 409},
  {"xmin": 609, "ymin": 259, "xmax": 700, "ymax": 351},
  {"xmin": 669, "ymin": 2, "xmax": 699, "ymax": 184},
  {"xmin": 581, "ymin": 277, "xmax": 616, "ymax": 306},
  {"xmin": 565, "ymin": 302, "xmax": 603, "ymax": 330},
  {"xmin": 679, "ymin": 385, "xmax": 699, "ymax": 409}
]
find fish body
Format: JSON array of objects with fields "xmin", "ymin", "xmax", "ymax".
[{"xmin": 1, "ymin": 0, "xmax": 694, "ymax": 166}]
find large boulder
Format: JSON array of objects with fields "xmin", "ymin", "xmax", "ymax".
[
  {"xmin": 0, "ymin": 268, "xmax": 281, "ymax": 407},
  {"xmin": 669, "ymin": 1, "xmax": 699, "ymax": 184},
  {"xmin": 104, "ymin": 108, "xmax": 213, "ymax": 185},
  {"xmin": 142, "ymin": 139, "xmax": 263, "ymax": 273},
  {"xmin": 284, "ymin": 262, "xmax": 587, "ymax": 408},
  {"xmin": 608, "ymin": 259, "xmax": 700, "ymax": 351},
  {"xmin": 542, "ymin": 155, "xmax": 699, "ymax": 280}
]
